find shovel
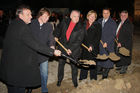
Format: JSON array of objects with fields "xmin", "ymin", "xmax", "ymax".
[
  {"xmin": 100, "ymin": 40, "xmax": 120, "ymax": 61},
  {"xmin": 115, "ymin": 39, "xmax": 130, "ymax": 56},
  {"xmin": 55, "ymin": 39, "xmax": 95, "ymax": 66}
]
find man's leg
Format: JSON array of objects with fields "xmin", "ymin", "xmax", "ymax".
[
  {"xmin": 57, "ymin": 58, "xmax": 66, "ymax": 86},
  {"xmin": 71, "ymin": 62, "xmax": 78, "ymax": 88},
  {"xmin": 40, "ymin": 60, "xmax": 48, "ymax": 93}
]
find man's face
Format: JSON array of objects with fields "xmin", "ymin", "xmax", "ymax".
[
  {"xmin": 120, "ymin": 12, "xmax": 128, "ymax": 22},
  {"xmin": 103, "ymin": 10, "xmax": 110, "ymax": 19},
  {"xmin": 70, "ymin": 11, "xmax": 80, "ymax": 23},
  {"xmin": 19, "ymin": 9, "xmax": 32, "ymax": 24},
  {"xmin": 40, "ymin": 12, "xmax": 50, "ymax": 24}
]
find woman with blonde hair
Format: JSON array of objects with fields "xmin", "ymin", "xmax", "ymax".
[{"xmin": 79, "ymin": 10, "xmax": 102, "ymax": 80}]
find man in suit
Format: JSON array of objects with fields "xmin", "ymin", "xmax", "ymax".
[
  {"xmin": 115, "ymin": 10, "xmax": 133, "ymax": 74},
  {"xmin": 97, "ymin": 8, "xmax": 117, "ymax": 79},
  {"xmin": 53, "ymin": 10, "xmax": 84, "ymax": 87},
  {"xmin": 30, "ymin": 8, "xmax": 55, "ymax": 93},
  {"xmin": 0, "ymin": 5, "xmax": 61, "ymax": 93}
]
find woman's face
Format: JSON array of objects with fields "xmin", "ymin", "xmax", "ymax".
[{"xmin": 87, "ymin": 13, "xmax": 96, "ymax": 24}]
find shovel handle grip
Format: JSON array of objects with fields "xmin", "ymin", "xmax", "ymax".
[
  {"xmin": 55, "ymin": 39, "xmax": 68, "ymax": 52},
  {"xmin": 81, "ymin": 43, "xmax": 89, "ymax": 50},
  {"xmin": 100, "ymin": 40, "xmax": 104, "ymax": 46},
  {"xmin": 115, "ymin": 39, "xmax": 118, "ymax": 44}
]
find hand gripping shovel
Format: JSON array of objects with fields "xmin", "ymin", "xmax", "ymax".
[
  {"xmin": 55, "ymin": 39, "xmax": 93, "ymax": 66},
  {"xmin": 100, "ymin": 40, "xmax": 120, "ymax": 61},
  {"xmin": 115, "ymin": 39, "xmax": 130, "ymax": 56}
]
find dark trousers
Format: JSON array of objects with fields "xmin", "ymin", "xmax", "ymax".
[
  {"xmin": 58, "ymin": 58, "xmax": 78, "ymax": 85},
  {"xmin": 7, "ymin": 85, "xmax": 25, "ymax": 93},
  {"xmin": 79, "ymin": 65, "xmax": 97, "ymax": 80}
]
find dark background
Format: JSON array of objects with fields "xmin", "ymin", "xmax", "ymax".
[{"xmin": 0, "ymin": 0, "xmax": 134, "ymax": 14}]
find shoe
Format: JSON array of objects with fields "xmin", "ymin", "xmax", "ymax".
[
  {"xmin": 102, "ymin": 68, "xmax": 110, "ymax": 79},
  {"xmin": 120, "ymin": 66, "xmax": 128, "ymax": 74},
  {"xmin": 74, "ymin": 83, "xmax": 78, "ymax": 88},
  {"xmin": 57, "ymin": 81, "xmax": 61, "ymax": 86},
  {"xmin": 42, "ymin": 92, "xmax": 48, "ymax": 93},
  {"xmin": 26, "ymin": 89, "xmax": 32, "ymax": 93},
  {"xmin": 116, "ymin": 66, "xmax": 122, "ymax": 70}
]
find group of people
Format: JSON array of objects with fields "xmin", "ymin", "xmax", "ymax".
[{"xmin": 0, "ymin": 5, "xmax": 133, "ymax": 93}]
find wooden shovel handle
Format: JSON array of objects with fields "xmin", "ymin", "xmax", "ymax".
[
  {"xmin": 100, "ymin": 40, "xmax": 104, "ymax": 46},
  {"xmin": 55, "ymin": 39, "xmax": 68, "ymax": 52},
  {"xmin": 81, "ymin": 43, "xmax": 89, "ymax": 50},
  {"xmin": 114, "ymin": 39, "xmax": 118, "ymax": 44}
]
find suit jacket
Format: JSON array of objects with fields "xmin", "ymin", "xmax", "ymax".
[
  {"xmin": 0, "ymin": 18, "xmax": 54, "ymax": 87},
  {"xmin": 53, "ymin": 18, "xmax": 84, "ymax": 59},
  {"xmin": 81, "ymin": 20, "xmax": 102, "ymax": 60},
  {"xmin": 30, "ymin": 19, "xmax": 55, "ymax": 63}
]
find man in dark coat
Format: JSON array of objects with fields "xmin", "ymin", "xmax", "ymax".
[
  {"xmin": 30, "ymin": 8, "xmax": 55, "ymax": 93},
  {"xmin": 0, "ymin": 5, "xmax": 61, "ymax": 93},
  {"xmin": 53, "ymin": 10, "xmax": 84, "ymax": 87},
  {"xmin": 115, "ymin": 10, "xmax": 133, "ymax": 74},
  {"xmin": 97, "ymin": 8, "xmax": 117, "ymax": 79}
]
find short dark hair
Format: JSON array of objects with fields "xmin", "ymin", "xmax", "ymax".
[
  {"xmin": 121, "ymin": 10, "xmax": 128, "ymax": 14},
  {"xmin": 37, "ymin": 7, "xmax": 51, "ymax": 18},
  {"xmin": 103, "ymin": 7, "xmax": 111, "ymax": 12},
  {"xmin": 16, "ymin": 5, "xmax": 30, "ymax": 16}
]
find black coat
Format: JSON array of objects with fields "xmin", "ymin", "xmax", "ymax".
[
  {"xmin": 115, "ymin": 18, "xmax": 134, "ymax": 66},
  {"xmin": 81, "ymin": 21, "xmax": 102, "ymax": 60},
  {"xmin": 0, "ymin": 19, "xmax": 54, "ymax": 87},
  {"xmin": 30, "ymin": 19, "xmax": 55, "ymax": 63},
  {"xmin": 53, "ymin": 18, "xmax": 84, "ymax": 59}
]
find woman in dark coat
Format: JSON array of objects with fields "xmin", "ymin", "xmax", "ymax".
[
  {"xmin": 0, "ymin": 5, "xmax": 61, "ymax": 93},
  {"xmin": 79, "ymin": 10, "xmax": 102, "ymax": 80}
]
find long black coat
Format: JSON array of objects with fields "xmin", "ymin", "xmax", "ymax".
[
  {"xmin": 53, "ymin": 18, "xmax": 84, "ymax": 59},
  {"xmin": 0, "ymin": 19, "xmax": 54, "ymax": 87},
  {"xmin": 30, "ymin": 19, "xmax": 55, "ymax": 63},
  {"xmin": 115, "ymin": 18, "xmax": 133, "ymax": 66},
  {"xmin": 81, "ymin": 21, "xmax": 102, "ymax": 60}
]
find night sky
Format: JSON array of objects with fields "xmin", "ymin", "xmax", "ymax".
[{"xmin": 0, "ymin": 0, "xmax": 134, "ymax": 16}]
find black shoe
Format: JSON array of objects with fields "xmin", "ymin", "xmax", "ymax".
[
  {"xmin": 102, "ymin": 68, "xmax": 110, "ymax": 79},
  {"xmin": 26, "ymin": 89, "xmax": 32, "ymax": 93},
  {"xmin": 116, "ymin": 66, "xmax": 122, "ymax": 70},
  {"xmin": 74, "ymin": 83, "xmax": 78, "ymax": 88},
  {"xmin": 57, "ymin": 81, "xmax": 61, "ymax": 86},
  {"xmin": 42, "ymin": 92, "xmax": 48, "ymax": 93},
  {"xmin": 120, "ymin": 66, "xmax": 128, "ymax": 74}
]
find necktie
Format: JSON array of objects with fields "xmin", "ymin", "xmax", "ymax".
[
  {"xmin": 116, "ymin": 23, "xmax": 123, "ymax": 39},
  {"xmin": 102, "ymin": 19, "xmax": 105, "ymax": 28}
]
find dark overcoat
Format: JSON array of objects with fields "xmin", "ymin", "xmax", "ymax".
[
  {"xmin": 53, "ymin": 18, "xmax": 84, "ymax": 59},
  {"xmin": 0, "ymin": 19, "xmax": 54, "ymax": 87},
  {"xmin": 97, "ymin": 17, "xmax": 117, "ymax": 68},
  {"xmin": 30, "ymin": 19, "xmax": 55, "ymax": 63},
  {"xmin": 115, "ymin": 18, "xmax": 133, "ymax": 67},
  {"xmin": 81, "ymin": 21, "xmax": 102, "ymax": 60}
]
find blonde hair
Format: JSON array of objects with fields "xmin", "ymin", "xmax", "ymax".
[{"xmin": 87, "ymin": 10, "xmax": 97, "ymax": 19}]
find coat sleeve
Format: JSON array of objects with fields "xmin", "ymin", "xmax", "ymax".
[
  {"xmin": 119, "ymin": 23, "xmax": 133, "ymax": 50},
  {"xmin": 21, "ymin": 26, "xmax": 54, "ymax": 56},
  {"xmin": 48, "ymin": 24, "xmax": 55, "ymax": 46}
]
